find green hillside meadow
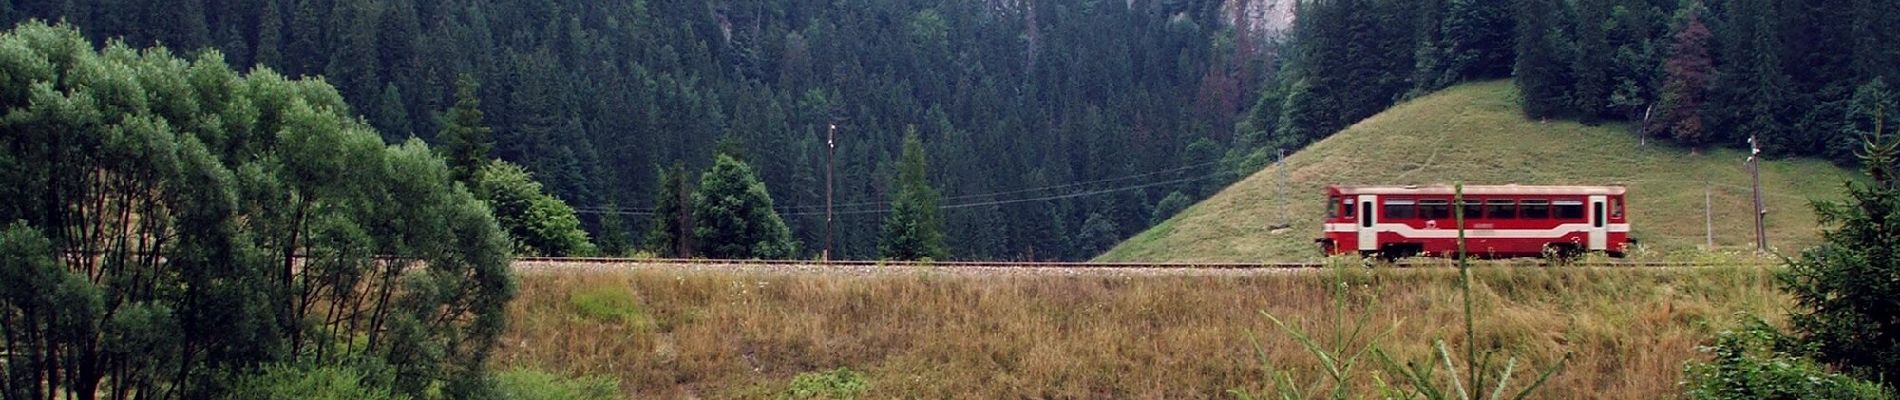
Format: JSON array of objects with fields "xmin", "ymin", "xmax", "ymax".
[{"xmin": 1100, "ymin": 81, "xmax": 1858, "ymax": 262}]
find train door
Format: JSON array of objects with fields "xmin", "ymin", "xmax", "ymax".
[
  {"xmin": 1358, "ymin": 195, "xmax": 1378, "ymax": 251},
  {"xmin": 1588, "ymin": 195, "xmax": 1608, "ymax": 250}
]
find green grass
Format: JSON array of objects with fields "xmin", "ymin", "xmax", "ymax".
[
  {"xmin": 568, "ymin": 284, "xmax": 656, "ymax": 331},
  {"xmin": 1099, "ymin": 81, "xmax": 1858, "ymax": 262},
  {"xmin": 786, "ymin": 367, "xmax": 869, "ymax": 399}
]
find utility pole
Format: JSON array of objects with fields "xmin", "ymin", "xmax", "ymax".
[
  {"xmin": 825, "ymin": 123, "xmax": 836, "ymax": 262},
  {"xmin": 1748, "ymin": 134, "xmax": 1767, "ymax": 254},
  {"xmin": 1639, "ymin": 105, "xmax": 1653, "ymax": 147}
]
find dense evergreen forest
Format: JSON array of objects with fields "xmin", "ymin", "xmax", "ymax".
[
  {"xmin": 7, "ymin": 0, "xmax": 1894, "ymax": 260},
  {"xmin": 1244, "ymin": 0, "xmax": 1900, "ymax": 165},
  {"xmin": 0, "ymin": 0, "xmax": 1275, "ymax": 260}
]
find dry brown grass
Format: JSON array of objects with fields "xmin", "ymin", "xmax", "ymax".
[{"xmin": 494, "ymin": 264, "xmax": 1786, "ymax": 399}]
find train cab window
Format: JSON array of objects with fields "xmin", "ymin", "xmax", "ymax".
[
  {"xmin": 1327, "ymin": 197, "xmax": 1339, "ymax": 218},
  {"xmin": 1485, "ymin": 200, "xmax": 1517, "ymax": 219},
  {"xmin": 1384, "ymin": 199, "xmax": 1417, "ymax": 219},
  {"xmin": 1611, "ymin": 198, "xmax": 1623, "ymax": 219},
  {"xmin": 1459, "ymin": 200, "xmax": 1484, "ymax": 219},
  {"xmin": 1419, "ymin": 200, "xmax": 1451, "ymax": 220},
  {"xmin": 1554, "ymin": 200, "xmax": 1585, "ymax": 220},
  {"xmin": 1520, "ymin": 200, "xmax": 1551, "ymax": 219},
  {"xmin": 1343, "ymin": 198, "xmax": 1356, "ymax": 217}
]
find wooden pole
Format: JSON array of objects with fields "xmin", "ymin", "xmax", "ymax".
[
  {"xmin": 825, "ymin": 124, "xmax": 836, "ymax": 262},
  {"xmin": 1750, "ymin": 134, "xmax": 1766, "ymax": 254}
]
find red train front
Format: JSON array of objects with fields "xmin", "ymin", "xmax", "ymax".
[{"xmin": 1315, "ymin": 185, "xmax": 1629, "ymax": 259}]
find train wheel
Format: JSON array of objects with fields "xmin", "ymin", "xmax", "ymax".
[{"xmin": 1542, "ymin": 243, "xmax": 1580, "ymax": 265}]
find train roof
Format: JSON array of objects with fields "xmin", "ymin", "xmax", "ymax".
[{"xmin": 1328, "ymin": 184, "xmax": 1626, "ymax": 196}]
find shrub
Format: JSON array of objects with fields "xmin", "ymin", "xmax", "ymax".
[
  {"xmin": 693, "ymin": 154, "xmax": 798, "ymax": 259},
  {"xmin": 787, "ymin": 368, "xmax": 869, "ymax": 399},
  {"xmin": 1682, "ymin": 317, "xmax": 1893, "ymax": 400},
  {"xmin": 225, "ymin": 362, "xmax": 409, "ymax": 400},
  {"xmin": 474, "ymin": 160, "xmax": 598, "ymax": 257}
]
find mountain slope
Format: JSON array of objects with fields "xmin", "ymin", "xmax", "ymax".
[{"xmin": 1100, "ymin": 81, "xmax": 1857, "ymax": 262}]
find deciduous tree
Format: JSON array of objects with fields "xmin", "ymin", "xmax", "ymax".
[{"xmin": 693, "ymin": 154, "xmax": 796, "ymax": 259}]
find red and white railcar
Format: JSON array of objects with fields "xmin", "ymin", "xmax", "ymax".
[{"xmin": 1315, "ymin": 185, "xmax": 1630, "ymax": 259}]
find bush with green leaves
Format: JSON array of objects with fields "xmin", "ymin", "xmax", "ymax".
[
  {"xmin": 473, "ymin": 160, "xmax": 597, "ymax": 257},
  {"xmin": 0, "ymin": 21, "xmax": 514, "ymax": 399},
  {"xmin": 1682, "ymin": 318, "xmax": 1893, "ymax": 400},
  {"xmin": 693, "ymin": 154, "xmax": 797, "ymax": 259},
  {"xmin": 225, "ymin": 361, "xmax": 410, "ymax": 400}
]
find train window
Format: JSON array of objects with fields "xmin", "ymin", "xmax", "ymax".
[
  {"xmin": 1554, "ymin": 200, "xmax": 1585, "ymax": 220},
  {"xmin": 1459, "ymin": 200, "xmax": 1484, "ymax": 219},
  {"xmin": 1521, "ymin": 200, "xmax": 1550, "ymax": 219},
  {"xmin": 1327, "ymin": 197, "xmax": 1339, "ymax": 218},
  {"xmin": 1384, "ymin": 199, "xmax": 1417, "ymax": 219},
  {"xmin": 1343, "ymin": 198, "xmax": 1356, "ymax": 217},
  {"xmin": 1419, "ymin": 200, "xmax": 1451, "ymax": 220},
  {"xmin": 1594, "ymin": 201, "xmax": 1606, "ymax": 228},
  {"xmin": 1485, "ymin": 200, "xmax": 1516, "ymax": 219},
  {"xmin": 1611, "ymin": 198, "xmax": 1623, "ymax": 219}
]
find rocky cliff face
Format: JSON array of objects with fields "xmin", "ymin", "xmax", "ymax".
[{"xmin": 1226, "ymin": 0, "xmax": 1295, "ymax": 39}]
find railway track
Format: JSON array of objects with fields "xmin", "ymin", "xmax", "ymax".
[{"xmin": 512, "ymin": 256, "xmax": 1745, "ymax": 270}]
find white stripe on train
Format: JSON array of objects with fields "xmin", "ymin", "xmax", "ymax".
[{"xmin": 1322, "ymin": 223, "xmax": 1630, "ymax": 238}]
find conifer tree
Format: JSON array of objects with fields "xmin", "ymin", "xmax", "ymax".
[
  {"xmin": 1434, "ymin": 0, "xmax": 1516, "ymax": 86},
  {"xmin": 376, "ymin": 83, "xmax": 412, "ymax": 141},
  {"xmin": 1783, "ymin": 104, "xmax": 1900, "ymax": 387},
  {"xmin": 1707, "ymin": 0, "xmax": 1787, "ymax": 149},
  {"xmin": 1569, "ymin": 0, "xmax": 1612, "ymax": 122},
  {"xmin": 1654, "ymin": 2, "xmax": 1716, "ymax": 145},
  {"xmin": 879, "ymin": 129, "xmax": 947, "ymax": 261},
  {"xmin": 1512, "ymin": 0, "xmax": 1569, "ymax": 119},
  {"xmin": 437, "ymin": 75, "xmax": 491, "ymax": 183},
  {"xmin": 645, "ymin": 162, "xmax": 695, "ymax": 258}
]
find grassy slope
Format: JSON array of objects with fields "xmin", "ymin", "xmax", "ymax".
[
  {"xmin": 496, "ymin": 264, "xmax": 1784, "ymax": 399},
  {"xmin": 1100, "ymin": 81, "xmax": 1856, "ymax": 262}
]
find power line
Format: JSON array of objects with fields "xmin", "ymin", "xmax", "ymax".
[
  {"xmin": 571, "ymin": 167, "xmax": 1231, "ymax": 218},
  {"xmin": 775, "ymin": 158, "xmax": 1224, "ymax": 211},
  {"xmin": 574, "ymin": 159, "xmax": 1225, "ymax": 215},
  {"xmin": 778, "ymin": 169, "xmax": 1230, "ymax": 217}
]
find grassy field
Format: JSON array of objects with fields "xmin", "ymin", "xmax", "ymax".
[
  {"xmin": 1099, "ymin": 81, "xmax": 1858, "ymax": 262},
  {"xmin": 494, "ymin": 263, "xmax": 1785, "ymax": 398}
]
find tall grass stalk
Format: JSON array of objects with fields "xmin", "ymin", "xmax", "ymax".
[
  {"xmin": 1371, "ymin": 182, "xmax": 1569, "ymax": 400},
  {"xmin": 1242, "ymin": 182, "xmax": 1569, "ymax": 400},
  {"xmin": 1232, "ymin": 261, "xmax": 1399, "ymax": 400}
]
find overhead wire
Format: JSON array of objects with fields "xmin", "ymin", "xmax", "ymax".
[
  {"xmin": 571, "ymin": 159, "xmax": 1229, "ymax": 217},
  {"xmin": 570, "ymin": 161, "xmax": 1232, "ymax": 217},
  {"xmin": 772, "ymin": 159, "xmax": 1225, "ymax": 211}
]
